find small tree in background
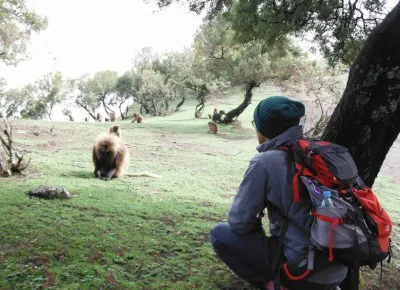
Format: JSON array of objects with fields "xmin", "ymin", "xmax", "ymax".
[
  {"xmin": 87, "ymin": 71, "xmax": 118, "ymax": 116},
  {"xmin": 113, "ymin": 71, "xmax": 137, "ymax": 119},
  {"xmin": 193, "ymin": 16, "xmax": 294, "ymax": 122},
  {"xmin": 37, "ymin": 72, "xmax": 67, "ymax": 120},
  {"xmin": 73, "ymin": 76, "xmax": 102, "ymax": 121},
  {"xmin": 0, "ymin": 85, "xmax": 30, "ymax": 118},
  {"xmin": 0, "ymin": 119, "xmax": 30, "ymax": 176}
]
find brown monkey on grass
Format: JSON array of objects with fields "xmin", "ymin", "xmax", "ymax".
[
  {"xmin": 109, "ymin": 111, "xmax": 116, "ymax": 122},
  {"xmin": 208, "ymin": 121, "xmax": 219, "ymax": 134},
  {"xmin": 131, "ymin": 113, "xmax": 143, "ymax": 123},
  {"xmin": 92, "ymin": 125, "xmax": 160, "ymax": 180},
  {"xmin": 108, "ymin": 124, "xmax": 121, "ymax": 137},
  {"xmin": 92, "ymin": 125, "xmax": 129, "ymax": 180},
  {"xmin": 96, "ymin": 113, "xmax": 102, "ymax": 122}
]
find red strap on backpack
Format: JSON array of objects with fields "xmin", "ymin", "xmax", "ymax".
[
  {"xmin": 311, "ymin": 210, "xmax": 344, "ymax": 262},
  {"xmin": 283, "ymin": 263, "xmax": 311, "ymax": 280}
]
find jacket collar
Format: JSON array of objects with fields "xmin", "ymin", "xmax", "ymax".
[{"xmin": 257, "ymin": 125, "xmax": 303, "ymax": 153}]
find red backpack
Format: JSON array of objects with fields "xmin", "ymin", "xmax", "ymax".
[{"xmin": 273, "ymin": 139, "xmax": 392, "ymax": 283}]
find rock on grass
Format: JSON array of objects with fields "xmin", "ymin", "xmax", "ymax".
[{"xmin": 26, "ymin": 186, "xmax": 72, "ymax": 199}]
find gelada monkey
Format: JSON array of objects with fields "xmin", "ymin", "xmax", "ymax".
[
  {"xmin": 109, "ymin": 111, "xmax": 116, "ymax": 122},
  {"xmin": 92, "ymin": 125, "xmax": 160, "ymax": 180},
  {"xmin": 207, "ymin": 121, "xmax": 219, "ymax": 134},
  {"xmin": 96, "ymin": 112, "xmax": 101, "ymax": 122},
  {"xmin": 131, "ymin": 113, "xmax": 143, "ymax": 123}
]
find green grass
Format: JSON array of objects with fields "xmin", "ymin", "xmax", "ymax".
[{"xmin": 0, "ymin": 86, "xmax": 399, "ymax": 289}]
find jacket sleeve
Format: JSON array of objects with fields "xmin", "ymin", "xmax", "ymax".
[{"xmin": 228, "ymin": 153, "xmax": 268, "ymax": 234}]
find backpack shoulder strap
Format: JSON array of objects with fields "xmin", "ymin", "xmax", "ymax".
[{"xmin": 266, "ymin": 200, "xmax": 311, "ymax": 239}]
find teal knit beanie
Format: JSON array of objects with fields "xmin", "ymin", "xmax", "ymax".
[{"xmin": 253, "ymin": 96, "xmax": 305, "ymax": 138}]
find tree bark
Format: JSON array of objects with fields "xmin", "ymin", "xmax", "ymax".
[
  {"xmin": 175, "ymin": 95, "xmax": 186, "ymax": 112},
  {"xmin": 322, "ymin": 3, "xmax": 400, "ymax": 187},
  {"xmin": 101, "ymin": 94, "xmax": 111, "ymax": 115},
  {"xmin": 140, "ymin": 103, "xmax": 151, "ymax": 115},
  {"xmin": 118, "ymin": 99, "xmax": 128, "ymax": 120},
  {"xmin": 0, "ymin": 151, "xmax": 11, "ymax": 177},
  {"xmin": 222, "ymin": 80, "xmax": 259, "ymax": 123},
  {"xmin": 195, "ymin": 101, "xmax": 205, "ymax": 118},
  {"xmin": 75, "ymin": 99, "xmax": 97, "ymax": 120},
  {"xmin": 165, "ymin": 99, "xmax": 169, "ymax": 111}
]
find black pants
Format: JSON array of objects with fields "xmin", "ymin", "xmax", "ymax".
[
  {"xmin": 210, "ymin": 223, "xmax": 341, "ymax": 290},
  {"xmin": 339, "ymin": 267, "xmax": 359, "ymax": 290}
]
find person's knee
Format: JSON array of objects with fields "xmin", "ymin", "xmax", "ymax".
[{"xmin": 210, "ymin": 223, "xmax": 232, "ymax": 250}]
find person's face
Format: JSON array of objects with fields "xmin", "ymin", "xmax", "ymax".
[
  {"xmin": 256, "ymin": 129, "xmax": 268, "ymax": 144},
  {"xmin": 252, "ymin": 120, "xmax": 268, "ymax": 144}
]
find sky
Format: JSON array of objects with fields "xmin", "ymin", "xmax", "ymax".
[
  {"xmin": 1, "ymin": 0, "xmax": 398, "ymax": 89},
  {"xmin": 0, "ymin": 0, "xmax": 204, "ymax": 88},
  {"xmin": 0, "ymin": 0, "xmax": 398, "ymax": 120}
]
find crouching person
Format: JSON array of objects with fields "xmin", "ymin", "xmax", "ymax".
[{"xmin": 210, "ymin": 96, "xmax": 348, "ymax": 290}]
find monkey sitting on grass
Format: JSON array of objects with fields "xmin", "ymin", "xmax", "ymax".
[
  {"xmin": 208, "ymin": 121, "xmax": 219, "ymax": 134},
  {"xmin": 92, "ymin": 125, "xmax": 160, "ymax": 180},
  {"xmin": 131, "ymin": 113, "xmax": 143, "ymax": 123}
]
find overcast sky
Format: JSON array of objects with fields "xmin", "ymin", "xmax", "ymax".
[
  {"xmin": 0, "ymin": 0, "xmax": 398, "ymax": 89},
  {"xmin": 0, "ymin": 0, "xmax": 204, "ymax": 88}
]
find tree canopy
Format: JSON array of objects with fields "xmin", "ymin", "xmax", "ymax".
[
  {"xmin": 0, "ymin": 0, "xmax": 48, "ymax": 65},
  {"xmin": 151, "ymin": 0, "xmax": 387, "ymax": 65}
]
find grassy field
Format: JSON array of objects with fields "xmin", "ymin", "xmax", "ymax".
[{"xmin": 0, "ymin": 86, "xmax": 399, "ymax": 289}]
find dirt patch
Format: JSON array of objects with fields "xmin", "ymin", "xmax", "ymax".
[
  {"xmin": 160, "ymin": 250, "xmax": 177, "ymax": 258},
  {"xmin": 220, "ymin": 193, "xmax": 235, "ymax": 200},
  {"xmin": 42, "ymin": 269, "xmax": 57, "ymax": 288},
  {"xmin": 60, "ymin": 204, "xmax": 104, "ymax": 217},
  {"xmin": 117, "ymin": 251, "xmax": 125, "ymax": 258},
  {"xmin": 36, "ymin": 141, "xmax": 58, "ymax": 150},
  {"xmin": 106, "ymin": 273, "xmax": 120, "ymax": 288},
  {"xmin": 160, "ymin": 216, "xmax": 176, "ymax": 226},
  {"xmin": 216, "ymin": 134, "xmax": 253, "ymax": 141},
  {"xmin": 196, "ymin": 233, "xmax": 210, "ymax": 245},
  {"xmin": 26, "ymin": 255, "xmax": 50, "ymax": 267},
  {"xmin": 88, "ymin": 250, "xmax": 104, "ymax": 262},
  {"xmin": 199, "ymin": 201, "xmax": 216, "ymax": 207},
  {"xmin": 362, "ymin": 264, "xmax": 400, "ymax": 290},
  {"xmin": 150, "ymin": 132, "xmax": 245, "ymax": 156},
  {"xmin": 0, "ymin": 254, "xmax": 6, "ymax": 264},
  {"xmin": 53, "ymin": 248, "xmax": 69, "ymax": 262},
  {"xmin": 24, "ymin": 254, "xmax": 57, "ymax": 288},
  {"xmin": 198, "ymin": 213, "xmax": 222, "ymax": 222}
]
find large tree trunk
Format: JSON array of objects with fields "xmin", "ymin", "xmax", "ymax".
[
  {"xmin": 322, "ymin": 3, "xmax": 400, "ymax": 187},
  {"xmin": 222, "ymin": 80, "xmax": 259, "ymax": 123}
]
